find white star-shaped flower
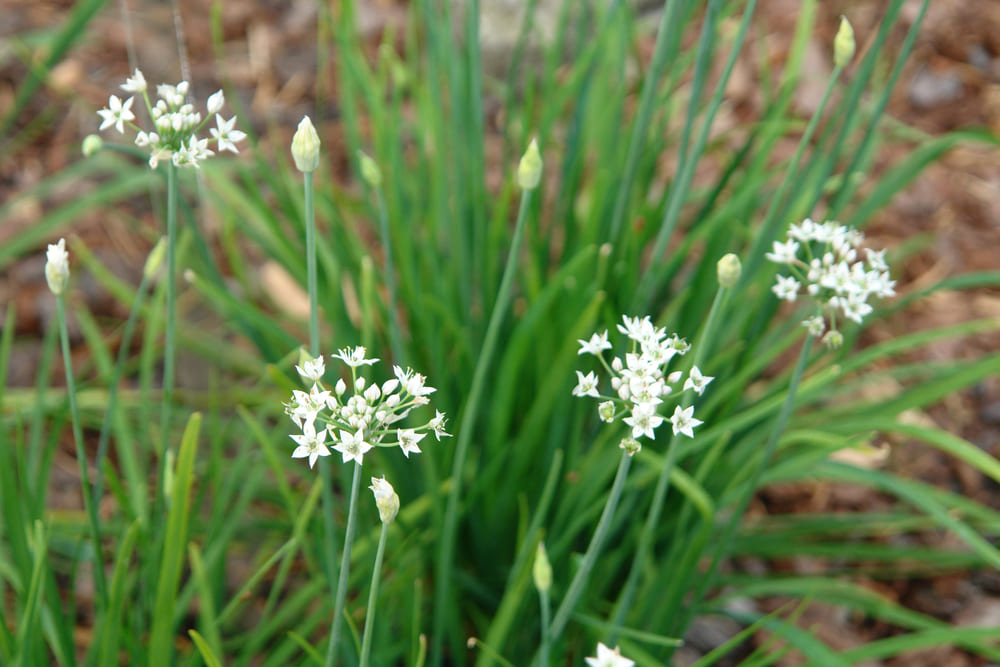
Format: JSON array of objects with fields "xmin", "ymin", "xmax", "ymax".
[
  {"xmin": 397, "ymin": 428, "xmax": 427, "ymax": 458},
  {"xmin": 210, "ymin": 114, "xmax": 246, "ymax": 153},
  {"xmin": 290, "ymin": 422, "xmax": 331, "ymax": 469},
  {"xmin": 334, "ymin": 429, "xmax": 374, "ymax": 465},
  {"xmin": 97, "ymin": 95, "xmax": 135, "ymax": 133},
  {"xmin": 577, "ymin": 330, "xmax": 612, "ymax": 356},
  {"xmin": 121, "ymin": 69, "xmax": 147, "ymax": 93},
  {"xmin": 623, "ymin": 403, "xmax": 663, "ymax": 440},
  {"xmin": 295, "ymin": 355, "xmax": 326, "ymax": 382},
  {"xmin": 669, "ymin": 404, "xmax": 703, "ymax": 438},
  {"xmin": 772, "ymin": 274, "xmax": 801, "ymax": 302},
  {"xmin": 683, "ymin": 366, "xmax": 713, "ymax": 396},
  {"xmin": 333, "ymin": 346, "xmax": 379, "ymax": 368},
  {"xmin": 572, "ymin": 370, "xmax": 600, "ymax": 398},
  {"xmin": 585, "ymin": 642, "xmax": 634, "ymax": 667}
]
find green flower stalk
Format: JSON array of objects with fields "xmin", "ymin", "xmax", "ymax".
[
  {"xmin": 533, "ymin": 542, "xmax": 552, "ymax": 667},
  {"xmin": 46, "ymin": 239, "xmax": 109, "ymax": 609},
  {"xmin": 433, "ymin": 138, "xmax": 541, "ymax": 657},
  {"xmin": 284, "ymin": 348, "xmax": 449, "ymax": 666},
  {"xmin": 359, "ymin": 477, "xmax": 397, "ymax": 667}
]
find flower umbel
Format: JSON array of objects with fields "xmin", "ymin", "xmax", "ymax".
[
  {"xmin": 573, "ymin": 314, "xmax": 710, "ymax": 450},
  {"xmin": 286, "ymin": 346, "xmax": 449, "ymax": 468},
  {"xmin": 96, "ymin": 68, "xmax": 244, "ymax": 168},
  {"xmin": 767, "ymin": 218, "xmax": 895, "ymax": 347}
]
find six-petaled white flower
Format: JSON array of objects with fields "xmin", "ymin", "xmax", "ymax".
[
  {"xmin": 572, "ymin": 371, "xmax": 600, "ymax": 398},
  {"xmin": 334, "ymin": 429, "xmax": 374, "ymax": 465},
  {"xmin": 397, "ymin": 428, "xmax": 426, "ymax": 458},
  {"xmin": 585, "ymin": 642, "xmax": 635, "ymax": 667},
  {"xmin": 669, "ymin": 405, "xmax": 703, "ymax": 438},
  {"xmin": 578, "ymin": 330, "xmax": 612, "ymax": 356},
  {"xmin": 334, "ymin": 346, "xmax": 379, "ymax": 368},
  {"xmin": 290, "ymin": 421, "xmax": 331, "ymax": 469},
  {"xmin": 97, "ymin": 95, "xmax": 135, "ymax": 133},
  {"xmin": 683, "ymin": 366, "xmax": 713, "ymax": 396}
]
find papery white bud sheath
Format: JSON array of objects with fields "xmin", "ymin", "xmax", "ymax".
[
  {"xmin": 45, "ymin": 238, "xmax": 70, "ymax": 295},
  {"xmin": 207, "ymin": 89, "xmax": 225, "ymax": 115},
  {"xmin": 834, "ymin": 16, "xmax": 856, "ymax": 68},
  {"xmin": 533, "ymin": 542, "xmax": 552, "ymax": 593},
  {"xmin": 517, "ymin": 137, "xmax": 542, "ymax": 190},
  {"xmin": 369, "ymin": 477, "xmax": 399, "ymax": 523},
  {"xmin": 358, "ymin": 150, "xmax": 382, "ymax": 188},
  {"xmin": 291, "ymin": 116, "xmax": 320, "ymax": 173},
  {"xmin": 717, "ymin": 253, "xmax": 741, "ymax": 288}
]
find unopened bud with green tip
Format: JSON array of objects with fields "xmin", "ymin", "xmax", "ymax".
[
  {"xmin": 834, "ymin": 16, "xmax": 855, "ymax": 68},
  {"xmin": 717, "ymin": 253, "xmax": 741, "ymax": 288},
  {"xmin": 45, "ymin": 238, "xmax": 70, "ymax": 295},
  {"xmin": 143, "ymin": 237, "xmax": 167, "ymax": 281},
  {"xmin": 533, "ymin": 542, "xmax": 552, "ymax": 593},
  {"xmin": 291, "ymin": 116, "xmax": 320, "ymax": 173},
  {"xmin": 358, "ymin": 150, "xmax": 382, "ymax": 188},
  {"xmin": 517, "ymin": 137, "xmax": 543, "ymax": 190},
  {"xmin": 369, "ymin": 476, "xmax": 399, "ymax": 523},
  {"xmin": 82, "ymin": 134, "xmax": 103, "ymax": 157}
]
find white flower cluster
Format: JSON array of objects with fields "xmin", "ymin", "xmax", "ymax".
[
  {"xmin": 766, "ymin": 218, "xmax": 895, "ymax": 347},
  {"xmin": 575, "ymin": 315, "xmax": 712, "ymax": 455},
  {"xmin": 284, "ymin": 347, "xmax": 450, "ymax": 468},
  {"xmin": 97, "ymin": 68, "xmax": 246, "ymax": 168}
]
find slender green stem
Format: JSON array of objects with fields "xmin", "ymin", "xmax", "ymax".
[
  {"xmin": 56, "ymin": 294, "xmax": 109, "ymax": 609},
  {"xmin": 738, "ymin": 65, "xmax": 842, "ymax": 289},
  {"xmin": 548, "ymin": 451, "xmax": 632, "ymax": 642},
  {"xmin": 674, "ymin": 334, "xmax": 814, "ymax": 641},
  {"xmin": 433, "ymin": 188, "xmax": 534, "ymax": 656},
  {"xmin": 305, "ymin": 172, "xmax": 319, "ymax": 357},
  {"xmin": 359, "ymin": 521, "xmax": 390, "ymax": 667},
  {"xmin": 374, "ymin": 187, "xmax": 404, "ymax": 362},
  {"xmin": 609, "ymin": 283, "xmax": 729, "ymax": 635},
  {"xmin": 160, "ymin": 160, "xmax": 178, "ymax": 467},
  {"xmin": 303, "ymin": 166, "xmax": 339, "ymax": 620},
  {"xmin": 537, "ymin": 587, "xmax": 551, "ymax": 667},
  {"xmin": 326, "ymin": 462, "xmax": 363, "ymax": 666}
]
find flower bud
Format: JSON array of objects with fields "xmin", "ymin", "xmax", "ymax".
[
  {"xmin": 823, "ymin": 329, "xmax": 844, "ymax": 349},
  {"xmin": 369, "ymin": 476, "xmax": 399, "ymax": 523},
  {"xmin": 207, "ymin": 90, "xmax": 225, "ymax": 116},
  {"xmin": 144, "ymin": 237, "xmax": 167, "ymax": 281},
  {"xmin": 82, "ymin": 134, "xmax": 103, "ymax": 157},
  {"xmin": 834, "ymin": 16, "xmax": 855, "ymax": 68},
  {"xmin": 358, "ymin": 150, "xmax": 382, "ymax": 188},
  {"xmin": 717, "ymin": 253, "xmax": 741, "ymax": 288},
  {"xmin": 533, "ymin": 542, "xmax": 552, "ymax": 593},
  {"xmin": 291, "ymin": 116, "xmax": 320, "ymax": 173},
  {"xmin": 45, "ymin": 238, "xmax": 70, "ymax": 295},
  {"xmin": 517, "ymin": 138, "xmax": 542, "ymax": 190}
]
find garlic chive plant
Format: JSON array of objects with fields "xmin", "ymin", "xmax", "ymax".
[
  {"xmin": 545, "ymin": 315, "xmax": 710, "ymax": 645},
  {"xmin": 46, "ymin": 239, "xmax": 109, "ymax": 609},
  {"xmin": 95, "ymin": 69, "xmax": 246, "ymax": 524},
  {"xmin": 285, "ymin": 347, "xmax": 449, "ymax": 665}
]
